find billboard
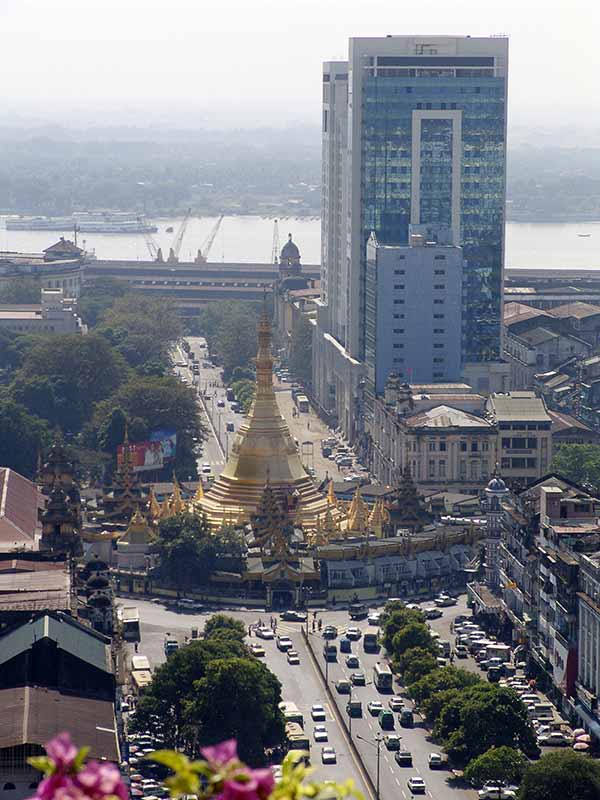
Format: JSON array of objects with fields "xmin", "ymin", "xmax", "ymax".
[{"xmin": 117, "ymin": 429, "xmax": 177, "ymax": 472}]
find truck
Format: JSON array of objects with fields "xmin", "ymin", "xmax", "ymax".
[
  {"xmin": 485, "ymin": 643, "xmax": 511, "ymax": 663},
  {"xmin": 119, "ymin": 606, "xmax": 140, "ymax": 643},
  {"xmin": 349, "ymin": 602, "xmax": 368, "ymax": 620},
  {"xmin": 164, "ymin": 638, "xmax": 179, "ymax": 657},
  {"xmin": 294, "ymin": 394, "xmax": 309, "ymax": 413}
]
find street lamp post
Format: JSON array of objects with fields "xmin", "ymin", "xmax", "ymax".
[{"xmin": 356, "ymin": 733, "xmax": 383, "ymax": 800}]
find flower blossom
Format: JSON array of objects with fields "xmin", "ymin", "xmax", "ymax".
[{"xmin": 200, "ymin": 739, "xmax": 239, "ymax": 769}]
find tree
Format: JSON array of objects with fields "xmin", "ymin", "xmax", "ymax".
[
  {"xmin": 0, "ymin": 400, "xmax": 49, "ymax": 478},
  {"xmin": 518, "ymin": 750, "xmax": 600, "ymax": 800},
  {"xmin": 195, "ymin": 301, "xmax": 261, "ymax": 380},
  {"xmin": 0, "ymin": 277, "xmax": 42, "ymax": 304},
  {"xmin": 288, "ymin": 316, "xmax": 312, "ymax": 388},
  {"xmin": 411, "ymin": 666, "xmax": 481, "ymax": 716},
  {"xmin": 203, "ymin": 614, "xmax": 246, "ymax": 641},
  {"xmin": 191, "ymin": 657, "xmax": 286, "ymax": 765},
  {"xmin": 78, "ymin": 278, "xmax": 126, "ymax": 328},
  {"xmin": 434, "ymin": 683, "xmax": 539, "ymax": 766},
  {"xmin": 230, "ymin": 379, "xmax": 255, "ymax": 413},
  {"xmin": 464, "ymin": 746, "xmax": 526, "ymax": 789},
  {"xmin": 391, "ymin": 622, "xmax": 436, "ymax": 659},
  {"xmin": 154, "ymin": 514, "xmax": 216, "ymax": 594},
  {"xmin": 550, "ymin": 444, "xmax": 600, "ymax": 491},
  {"xmin": 381, "ymin": 607, "xmax": 425, "ymax": 653},
  {"xmin": 399, "ymin": 647, "xmax": 438, "ymax": 685}
]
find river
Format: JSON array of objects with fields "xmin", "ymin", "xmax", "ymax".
[{"xmin": 2, "ymin": 215, "xmax": 600, "ymax": 270}]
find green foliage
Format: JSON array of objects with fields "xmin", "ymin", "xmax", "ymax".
[
  {"xmin": 380, "ymin": 606, "xmax": 425, "ymax": 653},
  {"xmin": 391, "ymin": 622, "xmax": 435, "ymax": 659},
  {"xmin": 410, "ymin": 666, "xmax": 481, "ymax": 716},
  {"xmin": 518, "ymin": 750, "xmax": 600, "ymax": 800},
  {"xmin": 464, "ymin": 746, "xmax": 526, "ymax": 789},
  {"xmin": 0, "ymin": 400, "xmax": 49, "ymax": 477},
  {"xmin": 195, "ymin": 301, "xmax": 261, "ymax": 380},
  {"xmin": 18, "ymin": 333, "xmax": 128, "ymax": 431},
  {"xmin": 288, "ymin": 316, "xmax": 312, "ymax": 388},
  {"xmin": 434, "ymin": 683, "xmax": 538, "ymax": 767},
  {"xmin": 78, "ymin": 278, "xmax": 125, "ymax": 327},
  {"xmin": 0, "ymin": 277, "xmax": 42, "ymax": 303},
  {"xmin": 191, "ymin": 657, "xmax": 285, "ymax": 764},
  {"xmin": 398, "ymin": 647, "xmax": 438, "ymax": 685},
  {"xmin": 203, "ymin": 614, "xmax": 246, "ymax": 641},
  {"xmin": 154, "ymin": 513, "xmax": 215, "ymax": 592},
  {"xmin": 230, "ymin": 379, "xmax": 255, "ymax": 413},
  {"xmin": 230, "ymin": 366, "xmax": 255, "ymax": 383},
  {"xmin": 550, "ymin": 444, "xmax": 600, "ymax": 491}
]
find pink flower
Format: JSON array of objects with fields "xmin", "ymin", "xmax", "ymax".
[
  {"xmin": 46, "ymin": 734, "xmax": 79, "ymax": 773},
  {"xmin": 201, "ymin": 739, "xmax": 239, "ymax": 768},
  {"xmin": 249, "ymin": 768, "xmax": 275, "ymax": 798},
  {"xmin": 76, "ymin": 762, "xmax": 128, "ymax": 800},
  {"xmin": 32, "ymin": 775, "xmax": 88, "ymax": 800},
  {"xmin": 220, "ymin": 768, "xmax": 274, "ymax": 800}
]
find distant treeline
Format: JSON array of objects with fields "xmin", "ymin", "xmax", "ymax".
[{"xmin": 1, "ymin": 125, "xmax": 599, "ymax": 222}]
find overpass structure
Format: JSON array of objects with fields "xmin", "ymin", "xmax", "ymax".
[{"xmin": 84, "ymin": 259, "xmax": 321, "ymax": 309}]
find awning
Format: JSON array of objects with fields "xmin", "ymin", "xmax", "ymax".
[{"xmin": 574, "ymin": 703, "xmax": 600, "ymax": 739}]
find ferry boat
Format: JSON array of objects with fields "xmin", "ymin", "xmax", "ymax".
[{"xmin": 6, "ymin": 211, "xmax": 158, "ymax": 234}]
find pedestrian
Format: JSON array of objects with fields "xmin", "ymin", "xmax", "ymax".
[
  {"xmin": 248, "ymin": 625, "xmax": 252, "ymax": 637},
  {"xmin": 307, "ymin": 421, "xmax": 310, "ymax": 430},
  {"xmin": 134, "ymin": 642, "xmax": 139, "ymax": 653},
  {"xmin": 312, "ymin": 620, "xmax": 316, "ymax": 631}
]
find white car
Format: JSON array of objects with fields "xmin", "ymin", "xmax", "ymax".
[
  {"xmin": 478, "ymin": 786, "xmax": 517, "ymax": 800},
  {"xmin": 346, "ymin": 627, "xmax": 362, "ymax": 640},
  {"xmin": 537, "ymin": 731, "xmax": 572, "ymax": 747},
  {"xmin": 367, "ymin": 700, "xmax": 384, "ymax": 715},
  {"xmin": 321, "ymin": 746, "xmax": 337, "ymax": 764},
  {"xmin": 407, "ymin": 777, "xmax": 426, "ymax": 794},
  {"xmin": 286, "ymin": 650, "xmax": 300, "ymax": 665},
  {"xmin": 388, "ymin": 696, "xmax": 404, "ymax": 712},
  {"xmin": 368, "ymin": 612, "xmax": 382, "ymax": 626},
  {"xmin": 249, "ymin": 643, "xmax": 265, "ymax": 657},
  {"xmin": 313, "ymin": 725, "xmax": 328, "ymax": 742},
  {"xmin": 311, "ymin": 704, "xmax": 327, "ymax": 721},
  {"xmin": 256, "ymin": 627, "xmax": 274, "ymax": 640}
]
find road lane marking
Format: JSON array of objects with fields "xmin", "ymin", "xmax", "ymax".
[{"xmin": 395, "ymin": 778, "xmax": 400, "ymax": 786}]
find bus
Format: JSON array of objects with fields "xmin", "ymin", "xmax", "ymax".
[
  {"xmin": 279, "ymin": 701, "xmax": 304, "ymax": 727},
  {"xmin": 285, "ymin": 722, "xmax": 310, "ymax": 754},
  {"xmin": 373, "ymin": 662, "xmax": 393, "ymax": 692},
  {"xmin": 294, "ymin": 394, "xmax": 309, "ymax": 413}
]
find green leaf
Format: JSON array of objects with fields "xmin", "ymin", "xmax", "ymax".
[
  {"xmin": 27, "ymin": 756, "xmax": 53, "ymax": 775},
  {"xmin": 73, "ymin": 746, "xmax": 91, "ymax": 771},
  {"xmin": 146, "ymin": 750, "xmax": 190, "ymax": 773}
]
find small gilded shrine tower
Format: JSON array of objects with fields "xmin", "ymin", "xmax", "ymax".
[{"xmin": 195, "ymin": 307, "xmax": 332, "ymax": 528}]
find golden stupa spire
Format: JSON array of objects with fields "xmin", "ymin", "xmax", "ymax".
[
  {"xmin": 159, "ymin": 496, "xmax": 172, "ymax": 520},
  {"xmin": 327, "ymin": 479, "xmax": 338, "ymax": 507},
  {"xmin": 193, "ymin": 479, "xmax": 205, "ymax": 502},
  {"xmin": 322, "ymin": 505, "xmax": 339, "ymax": 540},
  {"xmin": 148, "ymin": 487, "xmax": 161, "ymax": 521},
  {"xmin": 347, "ymin": 485, "xmax": 370, "ymax": 534},
  {"xmin": 368, "ymin": 497, "xmax": 390, "ymax": 539},
  {"xmin": 170, "ymin": 473, "xmax": 186, "ymax": 515}
]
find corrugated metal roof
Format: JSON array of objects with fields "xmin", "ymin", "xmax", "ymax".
[
  {"xmin": 0, "ymin": 468, "xmax": 41, "ymax": 547},
  {"xmin": 489, "ymin": 392, "xmax": 551, "ymax": 422},
  {"xmin": 550, "ymin": 302, "xmax": 600, "ymax": 320},
  {"xmin": 0, "ymin": 686, "xmax": 119, "ymax": 761},
  {"xmin": 0, "ymin": 613, "xmax": 111, "ymax": 673},
  {"xmin": 406, "ymin": 405, "xmax": 492, "ymax": 430}
]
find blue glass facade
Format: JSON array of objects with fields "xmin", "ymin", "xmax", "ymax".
[{"xmin": 360, "ymin": 74, "xmax": 506, "ymax": 364}]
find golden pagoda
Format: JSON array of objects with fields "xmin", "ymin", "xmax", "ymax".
[
  {"xmin": 195, "ymin": 308, "xmax": 333, "ymax": 529},
  {"xmin": 346, "ymin": 485, "xmax": 370, "ymax": 534},
  {"xmin": 169, "ymin": 474, "xmax": 187, "ymax": 515},
  {"xmin": 148, "ymin": 487, "xmax": 161, "ymax": 523},
  {"xmin": 368, "ymin": 497, "xmax": 391, "ymax": 538}
]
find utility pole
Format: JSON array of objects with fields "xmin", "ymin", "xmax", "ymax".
[{"xmin": 357, "ymin": 733, "xmax": 383, "ymax": 800}]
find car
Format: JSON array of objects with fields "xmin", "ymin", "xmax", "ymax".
[
  {"xmin": 379, "ymin": 710, "xmax": 395, "ymax": 730},
  {"xmin": 346, "ymin": 655, "xmax": 360, "ymax": 669},
  {"xmin": 313, "ymin": 725, "xmax": 328, "ymax": 742},
  {"xmin": 400, "ymin": 709, "xmax": 414, "ymax": 728},
  {"xmin": 388, "ymin": 696, "xmax": 404, "ymax": 712},
  {"xmin": 217, "ymin": 399, "xmax": 225, "ymax": 407},
  {"xmin": 384, "ymin": 734, "xmax": 401, "ymax": 751},
  {"xmin": 478, "ymin": 787, "xmax": 517, "ymax": 800},
  {"xmin": 321, "ymin": 746, "xmax": 337, "ymax": 765},
  {"xmin": 407, "ymin": 777, "xmax": 426, "ymax": 794},
  {"xmin": 395, "ymin": 750, "xmax": 413, "ymax": 767},
  {"xmin": 201, "ymin": 464, "xmax": 212, "ymax": 474},
  {"xmin": 346, "ymin": 627, "xmax": 362, "ymax": 640},
  {"xmin": 455, "ymin": 645, "xmax": 469, "ymax": 658},
  {"xmin": 340, "ymin": 637, "xmax": 352, "ymax": 653},
  {"xmin": 368, "ymin": 612, "xmax": 382, "ymax": 626},
  {"xmin": 249, "ymin": 643, "xmax": 265, "ymax": 657},
  {"xmin": 280, "ymin": 610, "xmax": 307, "ymax": 622},
  {"xmin": 434, "ymin": 594, "xmax": 457, "ymax": 607},
  {"xmin": 311, "ymin": 704, "xmax": 326, "ymax": 721},
  {"xmin": 537, "ymin": 731, "xmax": 572, "ymax": 747},
  {"xmin": 276, "ymin": 635, "xmax": 293, "ymax": 651},
  {"xmin": 428, "ymin": 752, "xmax": 445, "ymax": 769},
  {"xmin": 367, "ymin": 700, "xmax": 384, "ymax": 716},
  {"xmin": 286, "ymin": 650, "xmax": 300, "ymax": 665},
  {"xmin": 226, "ymin": 422, "xmax": 235, "ymax": 432},
  {"xmin": 336, "ymin": 679, "xmax": 352, "ymax": 694},
  {"xmin": 351, "ymin": 671, "xmax": 366, "ymax": 686},
  {"xmin": 256, "ymin": 627, "xmax": 274, "ymax": 640},
  {"xmin": 423, "ymin": 607, "xmax": 443, "ymax": 620},
  {"xmin": 405, "ymin": 603, "xmax": 420, "ymax": 610},
  {"xmin": 322, "ymin": 626, "xmax": 338, "ymax": 640}
]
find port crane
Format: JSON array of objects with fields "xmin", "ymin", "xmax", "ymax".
[
  {"xmin": 143, "ymin": 231, "xmax": 161, "ymax": 261},
  {"xmin": 167, "ymin": 208, "xmax": 192, "ymax": 262},
  {"xmin": 271, "ymin": 218, "xmax": 280, "ymax": 264},
  {"xmin": 195, "ymin": 215, "xmax": 224, "ymax": 263}
]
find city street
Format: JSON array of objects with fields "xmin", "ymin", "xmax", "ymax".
[{"xmin": 120, "ymin": 596, "xmax": 477, "ymax": 800}]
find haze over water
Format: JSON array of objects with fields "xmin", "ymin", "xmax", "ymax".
[{"xmin": 2, "ymin": 216, "xmax": 600, "ymax": 270}]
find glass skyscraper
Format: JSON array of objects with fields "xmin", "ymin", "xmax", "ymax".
[{"xmin": 313, "ymin": 36, "xmax": 508, "ymax": 441}]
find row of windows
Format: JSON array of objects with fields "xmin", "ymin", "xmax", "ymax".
[
  {"xmin": 501, "ymin": 437, "xmax": 538, "ymax": 450},
  {"xmin": 501, "ymin": 457, "xmax": 537, "ymax": 470}
]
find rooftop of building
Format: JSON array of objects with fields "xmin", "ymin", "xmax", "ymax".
[
  {"xmin": 536, "ymin": 371, "xmax": 572, "ymax": 390},
  {"xmin": 405, "ymin": 404, "xmax": 492, "ymax": 430},
  {"xmin": 550, "ymin": 302, "xmax": 600, "ymax": 320},
  {"xmin": 410, "ymin": 383, "xmax": 473, "ymax": 393},
  {"xmin": 520, "ymin": 327, "xmax": 560, "ymax": 346},
  {"xmin": 0, "ymin": 468, "xmax": 41, "ymax": 550},
  {"xmin": 487, "ymin": 391, "xmax": 551, "ymax": 422},
  {"xmin": 0, "ymin": 685, "xmax": 119, "ymax": 762},
  {"xmin": 504, "ymin": 302, "xmax": 553, "ymax": 328},
  {"xmin": 548, "ymin": 409, "xmax": 595, "ymax": 435}
]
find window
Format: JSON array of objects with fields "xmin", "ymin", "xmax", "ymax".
[
  {"xmin": 470, "ymin": 462, "xmax": 479, "ymax": 480},
  {"xmin": 471, "ymin": 442, "xmax": 478, "ymax": 452},
  {"xmin": 434, "ymin": 284, "xmax": 445, "ymax": 290},
  {"xmin": 323, "ymin": 109, "xmax": 328, "ymax": 132},
  {"xmin": 394, "ymin": 284, "xmax": 405, "ymax": 290},
  {"xmin": 434, "ymin": 255, "xmax": 446, "ymax": 260},
  {"xmin": 482, "ymin": 441, "xmax": 489, "ymax": 451},
  {"xmin": 501, "ymin": 458, "xmax": 510, "ymax": 469},
  {"xmin": 459, "ymin": 459, "xmax": 466, "ymax": 476},
  {"xmin": 434, "ymin": 269, "xmax": 446, "ymax": 275},
  {"xmin": 433, "ymin": 371, "xmax": 444, "ymax": 378},
  {"xmin": 512, "ymin": 438, "xmax": 527, "ymax": 449},
  {"xmin": 433, "ymin": 343, "xmax": 444, "ymax": 349},
  {"xmin": 393, "ymin": 314, "xmax": 405, "ymax": 319},
  {"xmin": 393, "ymin": 343, "xmax": 404, "ymax": 349},
  {"xmin": 527, "ymin": 438, "xmax": 537, "ymax": 449},
  {"xmin": 439, "ymin": 441, "xmax": 446, "ymax": 452},
  {"xmin": 502, "ymin": 438, "xmax": 510, "ymax": 448},
  {"xmin": 433, "ymin": 328, "xmax": 445, "ymax": 334},
  {"xmin": 511, "ymin": 458, "xmax": 526, "ymax": 469},
  {"xmin": 439, "ymin": 460, "xmax": 446, "ymax": 478},
  {"xmin": 433, "ymin": 313, "xmax": 445, "ymax": 319},
  {"xmin": 433, "ymin": 299, "xmax": 444, "ymax": 305},
  {"xmin": 527, "ymin": 458, "xmax": 537, "ymax": 469},
  {"xmin": 428, "ymin": 459, "xmax": 436, "ymax": 478},
  {"xmin": 433, "ymin": 357, "xmax": 445, "ymax": 363},
  {"xmin": 393, "ymin": 329, "xmax": 404, "ymax": 334},
  {"xmin": 393, "ymin": 358, "xmax": 404, "ymax": 364},
  {"xmin": 394, "ymin": 299, "xmax": 405, "ymax": 305},
  {"xmin": 3, "ymin": 785, "xmax": 15, "ymax": 791},
  {"xmin": 460, "ymin": 442, "xmax": 467, "ymax": 452},
  {"xmin": 394, "ymin": 269, "xmax": 405, "ymax": 275},
  {"xmin": 429, "ymin": 441, "xmax": 436, "ymax": 451}
]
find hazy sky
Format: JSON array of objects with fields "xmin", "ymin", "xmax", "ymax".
[{"xmin": 1, "ymin": 0, "xmax": 598, "ymax": 130}]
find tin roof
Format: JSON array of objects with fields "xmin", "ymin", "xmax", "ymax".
[
  {"xmin": 488, "ymin": 392, "xmax": 551, "ymax": 423},
  {"xmin": 405, "ymin": 405, "xmax": 492, "ymax": 430},
  {"xmin": 0, "ymin": 468, "xmax": 41, "ymax": 549}
]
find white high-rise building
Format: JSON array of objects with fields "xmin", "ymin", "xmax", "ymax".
[{"xmin": 313, "ymin": 36, "xmax": 509, "ymax": 442}]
